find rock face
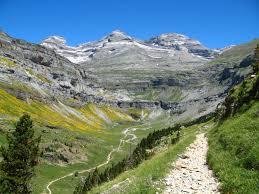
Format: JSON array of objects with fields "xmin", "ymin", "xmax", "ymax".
[
  {"xmin": 146, "ymin": 33, "xmax": 218, "ymax": 59},
  {"xmin": 0, "ymin": 32, "xmax": 94, "ymax": 104},
  {"xmin": 41, "ymin": 30, "xmax": 135, "ymax": 64},
  {"xmin": 42, "ymin": 31, "xmax": 217, "ymax": 63},
  {"xmin": 41, "ymin": 36, "xmax": 91, "ymax": 64},
  {"xmin": 0, "ymin": 31, "xmax": 257, "ymax": 120}
]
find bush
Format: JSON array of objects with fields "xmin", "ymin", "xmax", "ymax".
[{"xmin": 244, "ymin": 144, "xmax": 259, "ymax": 170}]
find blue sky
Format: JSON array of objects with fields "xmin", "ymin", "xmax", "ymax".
[{"xmin": 0, "ymin": 0, "xmax": 258, "ymax": 48}]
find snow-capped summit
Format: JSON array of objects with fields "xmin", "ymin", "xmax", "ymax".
[
  {"xmin": 41, "ymin": 36, "xmax": 92, "ymax": 64},
  {"xmin": 41, "ymin": 36, "xmax": 66, "ymax": 48},
  {"xmin": 44, "ymin": 36, "xmax": 66, "ymax": 44},
  {"xmin": 146, "ymin": 33, "xmax": 217, "ymax": 59},
  {"xmin": 41, "ymin": 30, "xmax": 220, "ymax": 64},
  {"xmin": 150, "ymin": 33, "xmax": 201, "ymax": 46},
  {"xmin": 102, "ymin": 30, "xmax": 133, "ymax": 42},
  {"xmin": 40, "ymin": 30, "xmax": 135, "ymax": 64},
  {"xmin": 213, "ymin": 45, "xmax": 236, "ymax": 55}
]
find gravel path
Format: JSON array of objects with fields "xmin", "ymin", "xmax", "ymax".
[{"xmin": 163, "ymin": 133, "xmax": 220, "ymax": 194}]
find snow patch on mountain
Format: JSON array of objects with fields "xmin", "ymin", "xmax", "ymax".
[
  {"xmin": 41, "ymin": 30, "xmax": 218, "ymax": 64},
  {"xmin": 213, "ymin": 45, "xmax": 236, "ymax": 55},
  {"xmin": 146, "ymin": 33, "xmax": 218, "ymax": 59}
]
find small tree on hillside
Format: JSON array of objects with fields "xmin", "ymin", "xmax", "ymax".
[
  {"xmin": 253, "ymin": 44, "xmax": 259, "ymax": 73},
  {"xmin": 0, "ymin": 114, "xmax": 41, "ymax": 194}
]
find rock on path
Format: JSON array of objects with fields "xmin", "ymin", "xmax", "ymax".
[{"xmin": 163, "ymin": 133, "xmax": 220, "ymax": 194}]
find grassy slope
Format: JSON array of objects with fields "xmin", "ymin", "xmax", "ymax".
[
  {"xmin": 208, "ymin": 45, "xmax": 259, "ymax": 194},
  {"xmin": 44, "ymin": 114, "xmax": 175, "ymax": 194},
  {"xmin": 0, "ymin": 86, "xmax": 175, "ymax": 194},
  {"xmin": 0, "ymin": 88, "xmax": 133, "ymax": 131},
  {"xmin": 33, "ymin": 122, "xmax": 132, "ymax": 194},
  {"xmin": 0, "ymin": 88, "xmax": 134, "ymax": 193},
  {"xmin": 208, "ymin": 101, "xmax": 259, "ymax": 194},
  {"xmin": 88, "ymin": 122, "xmax": 212, "ymax": 194},
  {"xmin": 209, "ymin": 39, "xmax": 259, "ymax": 67},
  {"xmin": 133, "ymin": 86, "xmax": 183, "ymax": 102}
]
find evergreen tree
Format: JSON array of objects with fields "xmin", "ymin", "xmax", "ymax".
[
  {"xmin": 253, "ymin": 44, "xmax": 259, "ymax": 73},
  {"xmin": 0, "ymin": 114, "xmax": 41, "ymax": 194},
  {"xmin": 82, "ymin": 174, "xmax": 92, "ymax": 192},
  {"xmin": 91, "ymin": 168, "xmax": 100, "ymax": 186}
]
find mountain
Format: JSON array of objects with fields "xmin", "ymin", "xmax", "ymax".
[
  {"xmin": 0, "ymin": 31, "xmax": 257, "ymax": 120},
  {"xmin": 41, "ymin": 30, "xmax": 215, "ymax": 64},
  {"xmin": 41, "ymin": 31, "xmax": 258, "ymax": 117},
  {"xmin": 0, "ymin": 30, "xmax": 258, "ymax": 193},
  {"xmin": 77, "ymin": 44, "xmax": 259, "ymax": 194},
  {"xmin": 146, "ymin": 33, "xmax": 219, "ymax": 59},
  {"xmin": 41, "ymin": 30, "xmax": 134, "ymax": 64},
  {"xmin": 208, "ymin": 46, "xmax": 259, "ymax": 193}
]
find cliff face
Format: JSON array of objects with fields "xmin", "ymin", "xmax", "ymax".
[
  {"xmin": 0, "ymin": 31, "xmax": 257, "ymax": 120},
  {"xmin": 145, "ymin": 33, "xmax": 219, "ymax": 59},
  {"xmin": 216, "ymin": 44, "xmax": 259, "ymax": 120}
]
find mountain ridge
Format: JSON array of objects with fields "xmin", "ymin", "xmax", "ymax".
[
  {"xmin": 0, "ymin": 31, "xmax": 257, "ymax": 120},
  {"xmin": 41, "ymin": 30, "xmax": 218, "ymax": 64},
  {"xmin": 0, "ymin": 30, "xmax": 258, "ymax": 194}
]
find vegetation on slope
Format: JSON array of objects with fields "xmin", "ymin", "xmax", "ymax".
[
  {"xmin": 87, "ymin": 122, "xmax": 211, "ymax": 194},
  {"xmin": 75, "ymin": 124, "xmax": 182, "ymax": 193},
  {"xmin": 208, "ymin": 102, "xmax": 259, "ymax": 194},
  {"xmin": 0, "ymin": 83, "xmax": 173, "ymax": 194},
  {"xmin": 209, "ymin": 39, "xmax": 259, "ymax": 67},
  {"xmin": 216, "ymin": 44, "xmax": 259, "ymax": 120},
  {"xmin": 0, "ymin": 86, "xmax": 140, "ymax": 193},
  {"xmin": 72, "ymin": 110, "xmax": 214, "ymax": 194},
  {"xmin": 0, "ymin": 114, "xmax": 41, "ymax": 194},
  {"xmin": 133, "ymin": 86, "xmax": 183, "ymax": 102},
  {"xmin": 208, "ymin": 45, "xmax": 259, "ymax": 194},
  {"xmin": 0, "ymin": 88, "xmax": 133, "ymax": 131}
]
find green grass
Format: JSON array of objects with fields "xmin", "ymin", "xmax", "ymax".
[
  {"xmin": 208, "ymin": 102, "xmax": 259, "ymax": 194},
  {"xmin": 87, "ymin": 122, "xmax": 211, "ymax": 194},
  {"xmin": 0, "ymin": 85, "xmax": 209, "ymax": 194},
  {"xmin": 0, "ymin": 87, "xmax": 176, "ymax": 194},
  {"xmin": 0, "ymin": 88, "xmax": 133, "ymax": 131},
  {"xmin": 0, "ymin": 87, "xmax": 147, "ymax": 193},
  {"xmin": 208, "ymin": 39, "xmax": 259, "ymax": 67},
  {"xmin": 133, "ymin": 87, "xmax": 183, "ymax": 102},
  {"xmin": 0, "ymin": 56, "xmax": 17, "ymax": 68},
  {"xmin": 0, "ymin": 132, "xmax": 7, "ymax": 145},
  {"xmin": 41, "ymin": 114, "xmax": 175, "ymax": 194},
  {"xmin": 1, "ymin": 121, "xmax": 130, "ymax": 194},
  {"xmin": 26, "ymin": 68, "xmax": 52, "ymax": 84},
  {"xmin": 36, "ymin": 123, "xmax": 130, "ymax": 194}
]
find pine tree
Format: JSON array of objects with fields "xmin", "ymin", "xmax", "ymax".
[
  {"xmin": 253, "ymin": 44, "xmax": 259, "ymax": 73},
  {"xmin": 82, "ymin": 173, "xmax": 92, "ymax": 192},
  {"xmin": 0, "ymin": 114, "xmax": 41, "ymax": 194},
  {"xmin": 91, "ymin": 168, "xmax": 100, "ymax": 186}
]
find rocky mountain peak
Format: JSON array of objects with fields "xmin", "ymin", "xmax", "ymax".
[
  {"xmin": 41, "ymin": 36, "xmax": 67, "ymax": 50},
  {"xmin": 103, "ymin": 30, "xmax": 133, "ymax": 42},
  {"xmin": 40, "ymin": 30, "xmax": 221, "ymax": 64},
  {"xmin": 42, "ymin": 36, "xmax": 66, "ymax": 45},
  {"xmin": 0, "ymin": 31, "xmax": 12, "ymax": 43},
  {"xmin": 160, "ymin": 33, "xmax": 199, "ymax": 43},
  {"xmin": 148, "ymin": 33, "xmax": 201, "ymax": 46},
  {"xmin": 146, "ymin": 33, "xmax": 217, "ymax": 59}
]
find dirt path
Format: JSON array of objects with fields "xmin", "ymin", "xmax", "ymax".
[
  {"xmin": 45, "ymin": 126, "xmax": 138, "ymax": 194},
  {"xmin": 163, "ymin": 133, "xmax": 220, "ymax": 194}
]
